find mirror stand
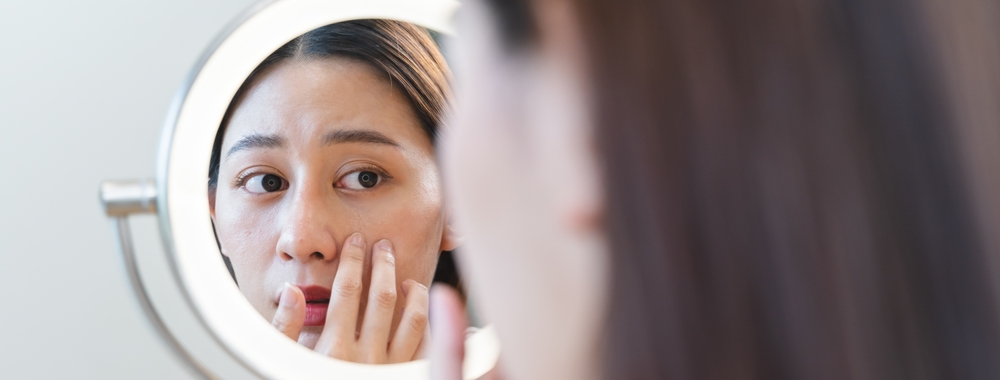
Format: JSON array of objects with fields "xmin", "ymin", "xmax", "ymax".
[
  {"xmin": 100, "ymin": 180, "xmax": 210, "ymax": 378},
  {"xmin": 100, "ymin": 179, "xmax": 269, "ymax": 379}
]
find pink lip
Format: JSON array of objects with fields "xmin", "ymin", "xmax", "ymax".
[{"xmin": 298, "ymin": 285, "xmax": 331, "ymax": 326}]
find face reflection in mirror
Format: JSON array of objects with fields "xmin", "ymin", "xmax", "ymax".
[{"xmin": 207, "ymin": 20, "xmax": 459, "ymax": 363}]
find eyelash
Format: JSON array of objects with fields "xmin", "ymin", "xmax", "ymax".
[
  {"xmin": 337, "ymin": 164, "xmax": 394, "ymax": 189},
  {"xmin": 233, "ymin": 169, "xmax": 271, "ymax": 189},
  {"xmin": 231, "ymin": 165, "xmax": 393, "ymax": 190}
]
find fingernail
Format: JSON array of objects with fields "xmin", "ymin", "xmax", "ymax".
[
  {"xmin": 280, "ymin": 282, "xmax": 300, "ymax": 307},
  {"xmin": 401, "ymin": 279, "xmax": 412, "ymax": 297},
  {"xmin": 349, "ymin": 233, "xmax": 364, "ymax": 247},
  {"xmin": 401, "ymin": 279, "xmax": 425, "ymax": 297},
  {"xmin": 375, "ymin": 239, "xmax": 396, "ymax": 265},
  {"xmin": 378, "ymin": 239, "xmax": 395, "ymax": 265},
  {"xmin": 376, "ymin": 239, "xmax": 393, "ymax": 253}
]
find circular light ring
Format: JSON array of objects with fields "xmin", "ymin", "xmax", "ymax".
[{"xmin": 153, "ymin": 0, "xmax": 498, "ymax": 379}]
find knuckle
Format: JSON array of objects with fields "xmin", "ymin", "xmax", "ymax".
[
  {"xmin": 374, "ymin": 288, "xmax": 397, "ymax": 309},
  {"xmin": 334, "ymin": 278, "xmax": 363, "ymax": 299},
  {"xmin": 342, "ymin": 247, "xmax": 365, "ymax": 264},
  {"xmin": 407, "ymin": 310, "xmax": 428, "ymax": 332}
]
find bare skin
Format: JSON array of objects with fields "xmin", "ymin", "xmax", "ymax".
[{"xmin": 431, "ymin": 0, "xmax": 607, "ymax": 378}]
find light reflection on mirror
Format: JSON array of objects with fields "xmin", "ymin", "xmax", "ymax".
[{"xmin": 205, "ymin": 19, "xmax": 467, "ymax": 364}]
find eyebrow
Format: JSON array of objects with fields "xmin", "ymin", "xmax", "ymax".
[
  {"xmin": 322, "ymin": 129, "xmax": 400, "ymax": 148},
  {"xmin": 226, "ymin": 133, "xmax": 285, "ymax": 158}
]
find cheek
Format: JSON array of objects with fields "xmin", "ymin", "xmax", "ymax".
[
  {"xmin": 354, "ymin": 190, "xmax": 445, "ymax": 284},
  {"xmin": 447, "ymin": 125, "xmax": 542, "ymax": 284},
  {"xmin": 216, "ymin": 196, "xmax": 280, "ymax": 261},
  {"xmin": 443, "ymin": 96, "xmax": 554, "ymax": 319},
  {"xmin": 213, "ymin": 193, "xmax": 282, "ymax": 305},
  {"xmin": 442, "ymin": 41, "xmax": 608, "ymax": 380},
  {"xmin": 443, "ymin": 73, "xmax": 537, "ymax": 271}
]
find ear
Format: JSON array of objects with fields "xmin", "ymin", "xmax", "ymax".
[{"xmin": 439, "ymin": 215, "xmax": 464, "ymax": 252}]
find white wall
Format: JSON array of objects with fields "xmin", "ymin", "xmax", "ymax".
[{"xmin": 0, "ymin": 0, "xmax": 257, "ymax": 377}]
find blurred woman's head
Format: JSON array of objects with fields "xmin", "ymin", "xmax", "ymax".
[
  {"xmin": 444, "ymin": 0, "xmax": 1000, "ymax": 379},
  {"xmin": 208, "ymin": 20, "xmax": 458, "ymax": 349}
]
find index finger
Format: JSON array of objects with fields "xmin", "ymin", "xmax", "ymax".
[{"xmin": 315, "ymin": 232, "xmax": 366, "ymax": 352}]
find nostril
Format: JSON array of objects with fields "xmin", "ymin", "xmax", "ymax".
[
  {"xmin": 310, "ymin": 251, "xmax": 325, "ymax": 260},
  {"xmin": 280, "ymin": 252, "xmax": 294, "ymax": 261}
]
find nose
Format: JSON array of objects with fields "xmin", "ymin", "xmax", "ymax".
[{"xmin": 275, "ymin": 185, "xmax": 338, "ymax": 262}]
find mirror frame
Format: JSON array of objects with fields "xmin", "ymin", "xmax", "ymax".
[{"xmin": 117, "ymin": 0, "xmax": 500, "ymax": 378}]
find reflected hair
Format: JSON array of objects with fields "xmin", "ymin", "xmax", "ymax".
[
  {"xmin": 208, "ymin": 19, "xmax": 450, "ymax": 191},
  {"xmin": 489, "ymin": 0, "xmax": 1000, "ymax": 379}
]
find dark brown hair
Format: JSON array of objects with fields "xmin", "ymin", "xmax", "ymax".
[
  {"xmin": 487, "ymin": 0, "xmax": 1000, "ymax": 378},
  {"xmin": 209, "ymin": 19, "xmax": 450, "ymax": 190},
  {"xmin": 208, "ymin": 19, "xmax": 462, "ymax": 292}
]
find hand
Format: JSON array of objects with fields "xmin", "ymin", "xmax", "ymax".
[
  {"xmin": 429, "ymin": 285, "xmax": 467, "ymax": 380},
  {"xmin": 430, "ymin": 284, "xmax": 505, "ymax": 380},
  {"xmin": 270, "ymin": 233, "xmax": 431, "ymax": 363}
]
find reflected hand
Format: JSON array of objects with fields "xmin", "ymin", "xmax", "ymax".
[
  {"xmin": 272, "ymin": 282, "xmax": 306, "ymax": 341},
  {"xmin": 270, "ymin": 232, "xmax": 430, "ymax": 363}
]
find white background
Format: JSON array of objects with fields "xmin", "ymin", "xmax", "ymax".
[{"xmin": 0, "ymin": 0, "xmax": 257, "ymax": 377}]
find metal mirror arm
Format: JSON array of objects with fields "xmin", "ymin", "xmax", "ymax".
[{"xmin": 100, "ymin": 180, "xmax": 209, "ymax": 379}]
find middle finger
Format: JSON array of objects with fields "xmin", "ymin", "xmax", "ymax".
[{"xmin": 359, "ymin": 238, "xmax": 398, "ymax": 360}]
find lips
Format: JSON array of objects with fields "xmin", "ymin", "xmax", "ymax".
[{"xmin": 298, "ymin": 285, "xmax": 331, "ymax": 326}]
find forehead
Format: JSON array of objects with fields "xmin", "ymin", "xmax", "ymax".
[{"xmin": 223, "ymin": 57, "xmax": 431, "ymax": 152}]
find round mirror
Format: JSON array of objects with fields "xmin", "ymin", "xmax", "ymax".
[{"xmin": 99, "ymin": 0, "xmax": 500, "ymax": 379}]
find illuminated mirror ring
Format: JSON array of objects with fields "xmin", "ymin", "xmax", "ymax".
[{"xmin": 105, "ymin": 0, "xmax": 501, "ymax": 378}]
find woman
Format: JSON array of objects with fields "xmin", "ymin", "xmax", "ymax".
[
  {"xmin": 208, "ymin": 20, "xmax": 459, "ymax": 363},
  {"xmin": 431, "ymin": 0, "xmax": 1000, "ymax": 379}
]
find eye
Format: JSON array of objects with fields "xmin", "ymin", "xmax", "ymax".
[
  {"xmin": 245, "ymin": 173, "xmax": 285, "ymax": 193},
  {"xmin": 340, "ymin": 170, "xmax": 380, "ymax": 190}
]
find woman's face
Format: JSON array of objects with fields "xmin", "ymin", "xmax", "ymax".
[
  {"xmin": 211, "ymin": 57, "xmax": 451, "ymax": 349},
  {"xmin": 442, "ymin": 0, "xmax": 608, "ymax": 379}
]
